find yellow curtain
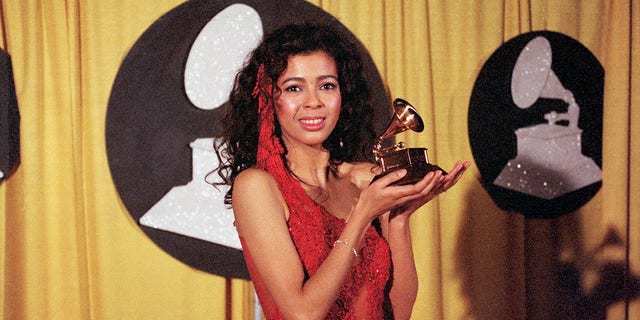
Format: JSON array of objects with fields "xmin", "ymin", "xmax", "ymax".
[{"xmin": 1, "ymin": 0, "xmax": 637, "ymax": 319}]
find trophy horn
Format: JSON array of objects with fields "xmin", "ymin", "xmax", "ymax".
[{"xmin": 379, "ymin": 98, "xmax": 425, "ymax": 141}]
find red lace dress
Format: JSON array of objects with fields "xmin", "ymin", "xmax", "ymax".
[
  {"xmin": 244, "ymin": 64, "xmax": 393, "ymax": 319},
  {"xmin": 240, "ymin": 180, "xmax": 393, "ymax": 320}
]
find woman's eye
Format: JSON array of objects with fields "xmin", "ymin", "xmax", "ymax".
[
  {"xmin": 284, "ymin": 86, "xmax": 301, "ymax": 92},
  {"xmin": 320, "ymin": 82, "xmax": 337, "ymax": 90}
]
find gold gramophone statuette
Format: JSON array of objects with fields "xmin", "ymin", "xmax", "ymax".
[{"xmin": 372, "ymin": 98, "xmax": 445, "ymax": 185}]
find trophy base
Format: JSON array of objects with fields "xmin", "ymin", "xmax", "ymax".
[{"xmin": 371, "ymin": 162, "xmax": 446, "ymax": 186}]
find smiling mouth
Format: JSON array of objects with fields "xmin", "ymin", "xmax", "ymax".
[{"xmin": 300, "ymin": 118, "xmax": 324, "ymax": 125}]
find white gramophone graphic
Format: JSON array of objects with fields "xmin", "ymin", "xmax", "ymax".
[
  {"xmin": 493, "ymin": 36, "xmax": 602, "ymax": 200},
  {"xmin": 139, "ymin": 3, "xmax": 263, "ymax": 250}
]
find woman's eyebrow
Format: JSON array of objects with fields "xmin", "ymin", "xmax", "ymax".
[
  {"xmin": 280, "ymin": 76, "xmax": 304, "ymax": 85},
  {"xmin": 280, "ymin": 74, "xmax": 338, "ymax": 85}
]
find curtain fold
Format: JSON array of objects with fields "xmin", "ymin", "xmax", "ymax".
[
  {"xmin": 1, "ymin": 0, "xmax": 637, "ymax": 319},
  {"xmin": 631, "ymin": 1, "xmax": 640, "ymax": 318}
]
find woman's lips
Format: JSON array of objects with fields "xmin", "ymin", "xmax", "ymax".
[{"xmin": 299, "ymin": 117, "xmax": 326, "ymax": 130}]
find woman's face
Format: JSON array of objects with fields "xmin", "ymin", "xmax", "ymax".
[{"xmin": 274, "ymin": 50, "xmax": 341, "ymax": 150}]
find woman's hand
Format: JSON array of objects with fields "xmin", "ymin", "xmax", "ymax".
[
  {"xmin": 350, "ymin": 169, "xmax": 421, "ymax": 223},
  {"xmin": 352, "ymin": 161, "xmax": 469, "ymax": 222},
  {"xmin": 390, "ymin": 161, "xmax": 470, "ymax": 219}
]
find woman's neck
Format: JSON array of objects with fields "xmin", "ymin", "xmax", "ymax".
[{"xmin": 285, "ymin": 143, "xmax": 332, "ymax": 189}]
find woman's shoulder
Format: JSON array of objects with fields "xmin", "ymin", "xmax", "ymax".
[
  {"xmin": 234, "ymin": 167, "xmax": 278, "ymax": 192},
  {"xmin": 233, "ymin": 168, "xmax": 289, "ymax": 220}
]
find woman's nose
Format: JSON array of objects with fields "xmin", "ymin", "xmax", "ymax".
[{"xmin": 304, "ymin": 90, "xmax": 322, "ymax": 109}]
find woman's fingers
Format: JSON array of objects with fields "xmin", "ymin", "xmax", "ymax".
[
  {"xmin": 368, "ymin": 168, "xmax": 407, "ymax": 188},
  {"xmin": 440, "ymin": 161, "xmax": 471, "ymax": 190},
  {"xmin": 422, "ymin": 161, "xmax": 471, "ymax": 197},
  {"xmin": 392, "ymin": 170, "xmax": 442, "ymax": 203},
  {"xmin": 401, "ymin": 161, "xmax": 470, "ymax": 200},
  {"xmin": 364, "ymin": 161, "xmax": 471, "ymax": 216}
]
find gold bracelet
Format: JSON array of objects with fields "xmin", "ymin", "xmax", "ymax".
[{"xmin": 334, "ymin": 239, "xmax": 358, "ymax": 258}]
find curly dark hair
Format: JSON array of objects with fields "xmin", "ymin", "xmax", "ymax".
[{"xmin": 214, "ymin": 23, "xmax": 377, "ymax": 205}]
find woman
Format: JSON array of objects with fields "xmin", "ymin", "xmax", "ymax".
[{"xmin": 215, "ymin": 24, "xmax": 469, "ymax": 319}]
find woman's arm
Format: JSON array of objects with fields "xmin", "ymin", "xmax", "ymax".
[
  {"xmin": 234, "ymin": 168, "xmax": 420, "ymax": 320},
  {"xmin": 383, "ymin": 212, "xmax": 419, "ymax": 320},
  {"xmin": 382, "ymin": 162, "xmax": 470, "ymax": 319}
]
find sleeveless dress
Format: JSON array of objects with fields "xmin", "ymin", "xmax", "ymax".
[
  {"xmin": 240, "ymin": 178, "xmax": 393, "ymax": 320},
  {"xmin": 245, "ymin": 64, "xmax": 392, "ymax": 319}
]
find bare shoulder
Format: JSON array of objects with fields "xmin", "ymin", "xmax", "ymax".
[
  {"xmin": 233, "ymin": 168, "xmax": 281, "ymax": 204},
  {"xmin": 234, "ymin": 167, "xmax": 277, "ymax": 188},
  {"xmin": 337, "ymin": 161, "xmax": 380, "ymax": 190},
  {"xmin": 232, "ymin": 168, "xmax": 289, "ymax": 232}
]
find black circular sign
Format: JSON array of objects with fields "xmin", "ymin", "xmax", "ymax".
[
  {"xmin": 106, "ymin": 0, "xmax": 389, "ymax": 278},
  {"xmin": 468, "ymin": 31, "xmax": 603, "ymax": 219},
  {"xmin": 0, "ymin": 49, "xmax": 20, "ymax": 181}
]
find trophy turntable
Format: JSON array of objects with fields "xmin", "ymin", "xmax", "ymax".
[{"xmin": 372, "ymin": 98, "xmax": 445, "ymax": 185}]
